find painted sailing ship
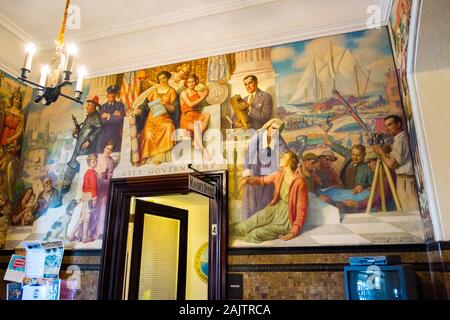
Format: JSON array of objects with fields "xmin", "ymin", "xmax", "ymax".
[{"xmin": 288, "ymin": 42, "xmax": 374, "ymax": 112}]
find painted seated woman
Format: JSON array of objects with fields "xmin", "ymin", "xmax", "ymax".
[
  {"xmin": 230, "ymin": 152, "xmax": 308, "ymax": 244},
  {"xmin": 179, "ymin": 74, "xmax": 210, "ymax": 150},
  {"xmin": 136, "ymin": 70, "xmax": 177, "ymax": 165}
]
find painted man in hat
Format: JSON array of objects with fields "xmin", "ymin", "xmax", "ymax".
[
  {"xmin": 61, "ymin": 96, "xmax": 102, "ymax": 196},
  {"xmin": 96, "ymin": 85, "xmax": 125, "ymax": 153},
  {"xmin": 341, "ymin": 151, "xmax": 395, "ymax": 212},
  {"xmin": 316, "ymin": 150, "xmax": 343, "ymax": 189},
  {"xmin": 241, "ymin": 118, "xmax": 289, "ymax": 219},
  {"xmin": 299, "ymin": 153, "xmax": 320, "ymax": 194}
]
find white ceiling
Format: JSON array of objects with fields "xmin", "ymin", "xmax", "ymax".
[
  {"xmin": 0, "ymin": 0, "xmax": 393, "ymax": 78},
  {"xmin": 0, "ymin": 0, "xmax": 283, "ymax": 47}
]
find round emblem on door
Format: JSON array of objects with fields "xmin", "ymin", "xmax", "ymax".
[{"xmin": 194, "ymin": 242, "xmax": 208, "ymax": 283}]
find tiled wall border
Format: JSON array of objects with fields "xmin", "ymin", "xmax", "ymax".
[
  {"xmin": 228, "ymin": 243, "xmax": 428, "ymax": 255},
  {"xmin": 228, "ymin": 262, "xmax": 445, "ymax": 273}
]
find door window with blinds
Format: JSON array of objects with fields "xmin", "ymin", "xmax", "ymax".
[
  {"xmin": 138, "ymin": 214, "xmax": 180, "ymax": 300},
  {"xmin": 126, "ymin": 200, "xmax": 188, "ymax": 300}
]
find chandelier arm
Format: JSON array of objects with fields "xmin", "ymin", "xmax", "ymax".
[
  {"xmin": 59, "ymin": 92, "xmax": 83, "ymax": 104},
  {"xmin": 17, "ymin": 77, "xmax": 45, "ymax": 90}
]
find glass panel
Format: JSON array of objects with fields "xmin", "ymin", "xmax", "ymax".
[{"xmin": 138, "ymin": 214, "xmax": 180, "ymax": 300}]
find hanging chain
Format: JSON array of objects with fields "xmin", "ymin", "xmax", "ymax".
[{"xmin": 55, "ymin": 0, "xmax": 71, "ymax": 49}]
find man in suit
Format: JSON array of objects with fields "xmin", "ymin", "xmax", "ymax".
[
  {"xmin": 96, "ymin": 85, "xmax": 125, "ymax": 153},
  {"xmin": 234, "ymin": 75, "xmax": 273, "ymax": 130},
  {"xmin": 61, "ymin": 96, "xmax": 102, "ymax": 196},
  {"xmin": 323, "ymin": 134, "xmax": 372, "ymax": 195}
]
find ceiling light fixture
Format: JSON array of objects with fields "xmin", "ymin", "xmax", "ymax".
[{"xmin": 18, "ymin": 0, "xmax": 85, "ymax": 105}]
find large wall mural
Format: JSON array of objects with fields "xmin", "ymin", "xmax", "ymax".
[
  {"xmin": 388, "ymin": 0, "xmax": 434, "ymax": 241},
  {"xmin": 2, "ymin": 27, "xmax": 426, "ymax": 249},
  {"xmin": 0, "ymin": 70, "xmax": 33, "ymax": 248}
]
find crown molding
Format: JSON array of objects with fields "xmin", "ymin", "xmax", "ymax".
[
  {"xmin": 0, "ymin": 55, "xmax": 19, "ymax": 78},
  {"xmin": 38, "ymin": 0, "xmax": 282, "ymax": 50},
  {"xmin": 381, "ymin": 0, "xmax": 394, "ymax": 26},
  {"xmin": 0, "ymin": 12, "xmax": 37, "ymax": 45},
  {"xmin": 84, "ymin": 15, "xmax": 385, "ymax": 79}
]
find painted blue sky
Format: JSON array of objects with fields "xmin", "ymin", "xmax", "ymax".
[
  {"xmin": 270, "ymin": 28, "xmax": 395, "ymax": 105},
  {"xmin": 272, "ymin": 29, "xmax": 392, "ymax": 75}
]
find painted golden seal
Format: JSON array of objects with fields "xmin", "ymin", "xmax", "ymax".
[{"xmin": 194, "ymin": 242, "xmax": 208, "ymax": 283}]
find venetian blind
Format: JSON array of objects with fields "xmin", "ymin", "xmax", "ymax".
[{"xmin": 138, "ymin": 214, "xmax": 180, "ymax": 300}]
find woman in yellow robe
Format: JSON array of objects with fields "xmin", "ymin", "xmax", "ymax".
[{"xmin": 138, "ymin": 71, "xmax": 176, "ymax": 165}]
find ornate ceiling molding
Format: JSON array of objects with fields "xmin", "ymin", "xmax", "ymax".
[
  {"xmin": 0, "ymin": 55, "xmax": 19, "ymax": 78},
  {"xmin": 0, "ymin": 12, "xmax": 36, "ymax": 44},
  {"xmin": 84, "ymin": 15, "xmax": 386, "ymax": 79}
]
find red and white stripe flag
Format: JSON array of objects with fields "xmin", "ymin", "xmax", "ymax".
[{"xmin": 120, "ymin": 71, "xmax": 140, "ymax": 110}]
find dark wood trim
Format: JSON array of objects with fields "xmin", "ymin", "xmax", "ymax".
[
  {"xmin": 228, "ymin": 243, "xmax": 429, "ymax": 255},
  {"xmin": 128, "ymin": 200, "xmax": 188, "ymax": 300},
  {"xmin": 97, "ymin": 172, "xmax": 227, "ymax": 300},
  {"xmin": 426, "ymin": 241, "xmax": 450, "ymax": 252}
]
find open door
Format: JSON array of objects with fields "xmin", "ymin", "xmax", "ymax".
[
  {"xmin": 127, "ymin": 200, "xmax": 188, "ymax": 300},
  {"xmin": 98, "ymin": 172, "xmax": 227, "ymax": 300}
]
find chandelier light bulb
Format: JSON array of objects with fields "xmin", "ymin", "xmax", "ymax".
[
  {"xmin": 67, "ymin": 44, "xmax": 78, "ymax": 55},
  {"xmin": 23, "ymin": 43, "xmax": 37, "ymax": 71},
  {"xmin": 64, "ymin": 44, "xmax": 77, "ymax": 76},
  {"xmin": 76, "ymin": 66, "xmax": 87, "ymax": 92},
  {"xmin": 39, "ymin": 65, "xmax": 50, "ymax": 86}
]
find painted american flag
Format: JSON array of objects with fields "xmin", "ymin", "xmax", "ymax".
[{"xmin": 120, "ymin": 71, "xmax": 140, "ymax": 110}]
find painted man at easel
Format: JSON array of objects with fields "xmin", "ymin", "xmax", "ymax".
[{"xmin": 373, "ymin": 115, "xmax": 420, "ymax": 211}]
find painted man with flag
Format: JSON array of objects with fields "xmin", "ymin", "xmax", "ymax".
[{"xmin": 96, "ymin": 85, "xmax": 125, "ymax": 153}]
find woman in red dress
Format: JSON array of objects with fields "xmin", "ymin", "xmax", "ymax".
[
  {"xmin": 138, "ymin": 71, "xmax": 177, "ymax": 165},
  {"xmin": 180, "ymin": 74, "xmax": 210, "ymax": 152},
  {"xmin": 1, "ymin": 88, "xmax": 24, "ymax": 156}
]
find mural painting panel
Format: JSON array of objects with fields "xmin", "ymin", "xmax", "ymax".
[
  {"xmin": 3, "ymin": 27, "xmax": 426, "ymax": 250},
  {"xmin": 4, "ymin": 76, "xmax": 123, "ymax": 249},
  {"xmin": 227, "ymin": 28, "xmax": 425, "ymax": 247},
  {"xmin": 0, "ymin": 70, "xmax": 33, "ymax": 248}
]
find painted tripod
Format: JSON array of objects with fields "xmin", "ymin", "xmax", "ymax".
[{"xmin": 366, "ymin": 157, "xmax": 402, "ymax": 213}]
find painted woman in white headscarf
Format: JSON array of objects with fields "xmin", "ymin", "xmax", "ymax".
[{"xmin": 240, "ymin": 118, "xmax": 289, "ymax": 219}]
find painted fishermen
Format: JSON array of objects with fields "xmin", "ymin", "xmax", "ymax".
[{"xmin": 323, "ymin": 134, "xmax": 372, "ymax": 194}]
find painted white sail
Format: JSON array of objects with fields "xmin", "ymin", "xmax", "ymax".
[
  {"xmin": 288, "ymin": 60, "xmax": 316, "ymax": 104},
  {"xmin": 288, "ymin": 43, "xmax": 372, "ymax": 105}
]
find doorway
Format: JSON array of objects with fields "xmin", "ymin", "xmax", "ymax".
[
  {"xmin": 97, "ymin": 172, "xmax": 227, "ymax": 300},
  {"xmin": 127, "ymin": 200, "xmax": 188, "ymax": 300}
]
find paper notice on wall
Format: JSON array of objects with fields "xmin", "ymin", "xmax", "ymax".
[
  {"xmin": 22, "ymin": 283, "xmax": 47, "ymax": 300},
  {"xmin": 7, "ymin": 283, "xmax": 23, "ymax": 300},
  {"xmin": 4, "ymin": 255, "xmax": 26, "ymax": 283},
  {"xmin": 42, "ymin": 241, "xmax": 64, "ymax": 278},
  {"xmin": 21, "ymin": 241, "xmax": 64, "ymax": 279},
  {"xmin": 22, "ymin": 278, "xmax": 61, "ymax": 300},
  {"xmin": 21, "ymin": 242, "xmax": 46, "ymax": 279}
]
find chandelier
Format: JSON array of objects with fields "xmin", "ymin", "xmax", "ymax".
[{"xmin": 18, "ymin": 0, "xmax": 85, "ymax": 105}]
